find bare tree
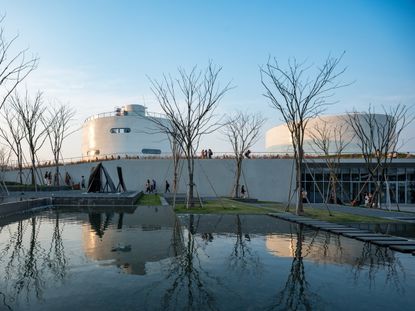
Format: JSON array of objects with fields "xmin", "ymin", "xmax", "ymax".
[
  {"xmin": 42, "ymin": 103, "xmax": 76, "ymax": 186},
  {"xmin": 148, "ymin": 62, "xmax": 232, "ymax": 208},
  {"xmin": 0, "ymin": 15, "xmax": 38, "ymax": 110},
  {"xmin": 346, "ymin": 104, "xmax": 414, "ymax": 209},
  {"xmin": 168, "ymin": 127, "xmax": 183, "ymax": 207},
  {"xmin": 261, "ymin": 54, "xmax": 347, "ymax": 215},
  {"xmin": 0, "ymin": 105, "xmax": 25, "ymax": 184},
  {"xmin": 309, "ymin": 119, "xmax": 350, "ymax": 204},
  {"xmin": 0, "ymin": 146, "xmax": 11, "ymax": 195},
  {"xmin": 10, "ymin": 90, "xmax": 48, "ymax": 187},
  {"xmin": 223, "ymin": 111, "xmax": 265, "ymax": 198}
]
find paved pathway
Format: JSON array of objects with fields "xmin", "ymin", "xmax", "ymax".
[{"xmin": 256, "ymin": 202, "xmax": 415, "ymax": 223}]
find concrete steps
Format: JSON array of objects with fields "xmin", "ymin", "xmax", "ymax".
[{"xmin": 268, "ymin": 212, "xmax": 415, "ymax": 254}]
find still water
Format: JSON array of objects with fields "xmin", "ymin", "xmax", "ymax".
[{"xmin": 0, "ymin": 206, "xmax": 414, "ymax": 311}]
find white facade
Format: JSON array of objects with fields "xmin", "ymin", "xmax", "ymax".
[
  {"xmin": 3, "ymin": 159, "xmax": 295, "ymax": 203},
  {"xmin": 265, "ymin": 113, "xmax": 388, "ymax": 154},
  {"xmin": 82, "ymin": 104, "xmax": 171, "ymax": 159}
]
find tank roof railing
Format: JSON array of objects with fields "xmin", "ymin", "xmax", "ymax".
[{"xmin": 84, "ymin": 109, "xmax": 166, "ymax": 123}]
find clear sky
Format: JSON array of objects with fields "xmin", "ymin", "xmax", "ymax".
[{"xmin": 1, "ymin": 0, "xmax": 414, "ymax": 160}]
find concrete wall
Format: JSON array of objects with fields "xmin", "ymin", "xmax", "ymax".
[
  {"xmin": 3, "ymin": 159, "xmax": 295, "ymax": 203},
  {"xmin": 0, "ymin": 198, "xmax": 51, "ymax": 217}
]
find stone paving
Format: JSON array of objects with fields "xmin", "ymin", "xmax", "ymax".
[
  {"xmin": 268, "ymin": 212, "xmax": 415, "ymax": 255},
  {"xmin": 306, "ymin": 203, "xmax": 415, "ymax": 222}
]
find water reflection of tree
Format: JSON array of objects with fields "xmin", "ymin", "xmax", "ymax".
[
  {"xmin": 138, "ymin": 215, "xmax": 224, "ymax": 311},
  {"xmin": 160, "ymin": 214, "xmax": 220, "ymax": 311},
  {"xmin": 351, "ymin": 242, "xmax": 405, "ymax": 294},
  {"xmin": 227, "ymin": 215, "xmax": 262, "ymax": 276},
  {"xmin": 0, "ymin": 212, "xmax": 68, "ymax": 309},
  {"xmin": 45, "ymin": 213, "xmax": 67, "ymax": 281},
  {"xmin": 266, "ymin": 224, "xmax": 322, "ymax": 311}
]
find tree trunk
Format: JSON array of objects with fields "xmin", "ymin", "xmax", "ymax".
[
  {"xmin": 296, "ymin": 157, "xmax": 304, "ymax": 215},
  {"xmin": 186, "ymin": 148, "xmax": 195, "ymax": 208},
  {"xmin": 234, "ymin": 158, "xmax": 242, "ymax": 198},
  {"xmin": 18, "ymin": 162, "xmax": 23, "ymax": 185},
  {"xmin": 30, "ymin": 166, "xmax": 35, "ymax": 186},
  {"xmin": 30, "ymin": 146, "xmax": 36, "ymax": 188},
  {"xmin": 330, "ymin": 172, "xmax": 337, "ymax": 204},
  {"xmin": 55, "ymin": 157, "xmax": 60, "ymax": 187}
]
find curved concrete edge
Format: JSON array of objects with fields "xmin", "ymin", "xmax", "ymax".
[
  {"xmin": 0, "ymin": 191, "xmax": 144, "ymax": 218},
  {"xmin": 0, "ymin": 198, "xmax": 52, "ymax": 218},
  {"xmin": 160, "ymin": 196, "xmax": 170, "ymax": 206},
  {"xmin": 267, "ymin": 212, "xmax": 415, "ymax": 254}
]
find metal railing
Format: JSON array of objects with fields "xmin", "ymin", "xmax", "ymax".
[
  {"xmin": 4, "ymin": 151, "xmax": 415, "ymax": 172},
  {"xmin": 84, "ymin": 109, "xmax": 166, "ymax": 123}
]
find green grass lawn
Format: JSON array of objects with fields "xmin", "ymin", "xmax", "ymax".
[
  {"xmin": 145, "ymin": 195, "xmax": 394, "ymax": 224},
  {"xmin": 262, "ymin": 203, "xmax": 393, "ymax": 223},
  {"xmin": 174, "ymin": 198, "xmax": 284, "ymax": 214},
  {"xmin": 137, "ymin": 194, "xmax": 161, "ymax": 205}
]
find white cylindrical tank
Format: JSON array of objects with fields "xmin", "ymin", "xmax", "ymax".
[
  {"xmin": 81, "ymin": 104, "xmax": 171, "ymax": 158},
  {"xmin": 265, "ymin": 113, "xmax": 388, "ymax": 154}
]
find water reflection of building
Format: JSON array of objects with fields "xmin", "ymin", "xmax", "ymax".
[
  {"xmin": 82, "ymin": 206, "xmax": 182, "ymax": 275},
  {"xmin": 265, "ymin": 234, "xmax": 365, "ymax": 265},
  {"xmin": 179, "ymin": 214, "xmax": 370, "ymax": 266}
]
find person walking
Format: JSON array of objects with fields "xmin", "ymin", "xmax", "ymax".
[
  {"xmin": 208, "ymin": 148, "xmax": 213, "ymax": 159},
  {"xmin": 241, "ymin": 185, "xmax": 246, "ymax": 198},
  {"xmin": 145, "ymin": 179, "xmax": 151, "ymax": 193},
  {"xmin": 165, "ymin": 180, "xmax": 170, "ymax": 193},
  {"xmin": 81, "ymin": 176, "xmax": 86, "ymax": 189},
  {"xmin": 152, "ymin": 179, "xmax": 157, "ymax": 193},
  {"xmin": 302, "ymin": 189, "xmax": 308, "ymax": 203}
]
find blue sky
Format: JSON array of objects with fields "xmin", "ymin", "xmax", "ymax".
[{"xmin": 1, "ymin": 0, "xmax": 415, "ymax": 159}]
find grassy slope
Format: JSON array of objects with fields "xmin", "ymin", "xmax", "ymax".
[
  {"xmin": 175, "ymin": 199, "xmax": 394, "ymax": 223},
  {"xmin": 260, "ymin": 203, "xmax": 393, "ymax": 223},
  {"xmin": 137, "ymin": 194, "xmax": 161, "ymax": 205},
  {"xmin": 139, "ymin": 195, "xmax": 394, "ymax": 223},
  {"xmin": 174, "ymin": 198, "xmax": 283, "ymax": 214}
]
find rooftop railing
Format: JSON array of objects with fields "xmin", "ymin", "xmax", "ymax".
[
  {"xmin": 4, "ymin": 151, "xmax": 415, "ymax": 172},
  {"xmin": 84, "ymin": 109, "xmax": 166, "ymax": 123}
]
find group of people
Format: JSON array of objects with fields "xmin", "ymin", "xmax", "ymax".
[
  {"xmin": 145, "ymin": 179, "xmax": 172, "ymax": 193},
  {"xmin": 145, "ymin": 179, "xmax": 157, "ymax": 193},
  {"xmin": 200, "ymin": 149, "xmax": 213, "ymax": 159},
  {"xmin": 44, "ymin": 171, "xmax": 54, "ymax": 185}
]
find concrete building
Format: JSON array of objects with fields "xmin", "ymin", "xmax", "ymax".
[
  {"xmin": 265, "ymin": 113, "xmax": 388, "ymax": 154},
  {"xmin": 82, "ymin": 104, "xmax": 171, "ymax": 159}
]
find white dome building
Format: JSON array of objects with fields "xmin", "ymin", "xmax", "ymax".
[
  {"xmin": 82, "ymin": 104, "xmax": 171, "ymax": 159},
  {"xmin": 265, "ymin": 114, "xmax": 388, "ymax": 155}
]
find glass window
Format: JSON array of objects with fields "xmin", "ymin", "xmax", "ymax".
[
  {"xmin": 407, "ymin": 168, "xmax": 415, "ymax": 182},
  {"xmin": 387, "ymin": 168, "xmax": 397, "ymax": 181},
  {"xmin": 314, "ymin": 168, "xmax": 323, "ymax": 182},
  {"xmin": 351, "ymin": 168, "xmax": 360, "ymax": 181},
  {"xmin": 398, "ymin": 168, "xmax": 406, "ymax": 181},
  {"xmin": 141, "ymin": 148, "xmax": 161, "ymax": 155},
  {"xmin": 342, "ymin": 168, "xmax": 350, "ymax": 181},
  {"xmin": 323, "ymin": 168, "xmax": 330, "ymax": 182},
  {"xmin": 408, "ymin": 182, "xmax": 415, "ymax": 203},
  {"xmin": 110, "ymin": 128, "xmax": 131, "ymax": 134},
  {"xmin": 398, "ymin": 182, "xmax": 406, "ymax": 204}
]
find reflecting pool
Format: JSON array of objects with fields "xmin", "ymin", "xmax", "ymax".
[{"xmin": 0, "ymin": 206, "xmax": 414, "ymax": 311}]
